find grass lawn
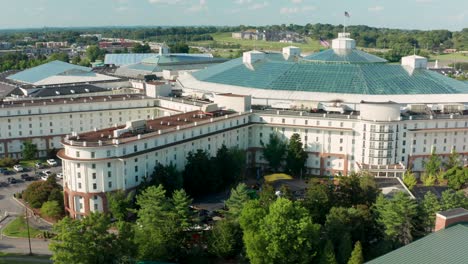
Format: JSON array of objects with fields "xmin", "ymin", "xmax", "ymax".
[
  {"xmin": 430, "ymin": 53, "xmax": 468, "ymax": 62},
  {"xmin": 3, "ymin": 216, "xmax": 43, "ymax": 238},
  {"xmin": 18, "ymin": 159, "xmax": 45, "ymax": 169},
  {"xmin": 191, "ymin": 32, "xmax": 322, "ymax": 54},
  {"xmin": 0, "ymin": 253, "xmax": 52, "ymax": 264}
]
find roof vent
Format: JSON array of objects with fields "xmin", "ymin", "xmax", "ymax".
[
  {"xmin": 55, "ymin": 91, "xmax": 60, "ymax": 95},
  {"xmin": 332, "ymin": 32, "xmax": 356, "ymax": 50},
  {"xmin": 401, "ymin": 55, "xmax": 427, "ymax": 69},
  {"xmin": 70, "ymin": 90, "xmax": 75, "ymax": 94},
  {"xmin": 85, "ymin": 88, "xmax": 89, "ymax": 93},
  {"xmin": 243, "ymin": 51, "xmax": 265, "ymax": 65},
  {"xmin": 282, "ymin": 46, "xmax": 301, "ymax": 57}
]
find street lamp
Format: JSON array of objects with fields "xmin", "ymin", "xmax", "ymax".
[{"xmin": 24, "ymin": 202, "xmax": 32, "ymax": 255}]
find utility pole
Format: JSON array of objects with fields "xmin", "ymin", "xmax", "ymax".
[{"xmin": 25, "ymin": 203, "xmax": 32, "ymax": 255}]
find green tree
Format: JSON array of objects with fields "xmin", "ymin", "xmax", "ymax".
[
  {"xmin": 261, "ymin": 133, "xmax": 287, "ymax": 172},
  {"xmin": 374, "ymin": 192, "xmax": 419, "ymax": 246},
  {"xmin": 40, "ymin": 201, "xmax": 63, "ymax": 220},
  {"xmin": 213, "ymin": 145, "xmax": 246, "ymax": 189},
  {"xmin": 303, "ymin": 179, "xmax": 332, "ymax": 224},
  {"xmin": 183, "ymin": 149, "xmax": 214, "ymax": 197},
  {"xmin": 107, "ymin": 190, "xmax": 132, "ymax": 221},
  {"xmin": 208, "ymin": 220, "xmax": 243, "ymax": 259},
  {"xmin": 424, "ymin": 150, "xmax": 442, "ymax": 179},
  {"xmin": 23, "ymin": 177, "xmax": 62, "ymax": 208},
  {"xmin": 319, "ymin": 240, "xmax": 338, "ymax": 264},
  {"xmin": 403, "ymin": 170, "xmax": 417, "ymax": 190},
  {"xmin": 171, "ymin": 189, "xmax": 194, "ymax": 230},
  {"xmin": 132, "ymin": 43, "xmax": 151, "ymax": 53},
  {"xmin": 169, "ymin": 42, "xmax": 189, "ymax": 53},
  {"xmin": 50, "ymin": 213, "xmax": 132, "ymax": 264},
  {"xmin": 440, "ymin": 190, "xmax": 468, "ymax": 210},
  {"xmin": 149, "ymin": 162, "xmax": 183, "ymax": 196},
  {"xmin": 337, "ymin": 232, "xmax": 353, "ymax": 264},
  {"xmin": 445, "ymin": 167, "xmax": 468, "ymax": 190},
  {"xmin": 225, "ymin": 183, "xmax": 251, "ymax": 220},
  {"xmin": 239, "ymin": 198, "xmax": 321, "ymax": 264},
  {"xmin": 22, "ymin": 141, "xmax": 38, "ymax": 160},
  {"xmin": 259, "ymin": 183, "xmax": 277, "ymax": 207},
  {"xmin": 85, "ymin": 45, "xmax": 106, "ymax": 62},
  {"xmin": 420, "ymin": 191, "xmax": 441, "ymax": 232},
  {"xmin": 421, "ymin": 173, "xmax": 436, "ymax": 186},
  {"xmin": 285, "ymin": 133, "xmax": 308, "ymax": 177},
  {"xmin": 347, "ymin": 241, "xmax": 364, "ymax": 264},
  {"xmin": 445, "ymin": 149, "xmax": 461, "ymax": 170}
]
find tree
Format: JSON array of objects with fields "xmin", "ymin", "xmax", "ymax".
[
  {"xmin": 208, "ymin": 220, "xmax": 243, "ymax": 259},
  {"xmin": 337, "ymin": 232, "xmax": 353, "ymax": 264},
  {"xmin": 421, "ymin": 173, "xmax": 436, "ymax": 186},
  {"xmin": 259, "ymin": 183, "xmax": 276, "ymax": 207},
  {"xmin": 319, "ymin": 240, "xmax": 337, "ymax": 264},
  {"xmin": 440, "ymin": 190, "xmax": 468, "ymax": 210},
  {"xmin": 420, "ymin": 191, "xmax": 441, "ymax": 232},
  {"xmin": 107, "ymin": 190, "xmax": 132, "ymax": 221},
  {"xmin": 149, "ymin": 162, "xmax": 183, "ymax": 196},
  {"xmin": 85, "ymin": 45, "xmax": 105, "ymax": 62},
  {"xmin": 213, "ymin": 145, "xmax": 246, "ymax": 189},
  {"xmin": 285, "ymin": 133, "xmax": 308, "ymax": 177},
  {"xmin": 50, "ymin": 213, "xmax": 132, "ymax": 264},
  {"xmin": 347, "ymin": 241, "xmax": 364, "ymax": 264},
  {"xmin": 444, "ymin": 166, "xmax": 468, "ymax": 190},
  {"xmin": 134, "ymin": 185, "xmax": 195, "ymax": 261},
  {"xmin": 445, "ymin": 149, "xmax": 461, "ymax": 170},
  {"xmin": 261, "ymin": 133, "xmax": 287, "ymax": 172},
  {"xmin": 169, "ymin": 42, "xmax": 189, "ymax": 53},
  {"xmin": 424, "ymin": 150, "xmax": 442, "ymax": 179},
  {"xmin": 23, "ymin": 176, "xmax": 62, "ymax": 208},
  {"xmin": 239, "ymin": 198, "xmax": 321, "ymax": 264},
  {"xmin": 403, "ymin": 170, "xmax": 417, "ymax": 190},
  {"xmin": 303, "ymin": 179, "xmax": 332, "ymax": 224},
  {"xmin": 225, "ymin": 183, "xmax": 251, "ymax": 220},
  {"xmin": 22, "ymin": 141, "xmax": 38, "ymax": 160},
  {"xmin": 132, "ymin": 43, "xmax": 151, "ymax": 53},
  {"xmin": 183, "ymin": 149, "xmax": 214, "ymax": 197},
  {"xmin": 374, "ymin": 192, "xmax": 419, "ymax": 246},
  {"xmin": 41, "ymin": 201, "xmax": 63, "ymax": 220}
]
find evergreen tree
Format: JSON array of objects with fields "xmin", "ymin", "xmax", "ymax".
[
  {"xmin": 207, "ymin": 220, "xmax": 243, "ymax": 259},
  {"xmin": 320, "ymin": 240, "xmax": 338, "ymax": 264},
  {"xmin": 347, "ymin": 241, "xmax": 364, "ymax": 264},
  {"xmin": 402, "ymin": 170, "xmax": 417, "ymax": 190},
  {"xmin": 420, "ymin": 191, "xmax": 441, "ymax": 232},
  {"xmin": 445, "ymin": 149, "xmax": 461, "ymax": 170},
  {"xmin": 22, "ymin": 140, "xmax": 38, "ymax": 160},
  {"xmin": 285, "ymin": 133, "xmax": 308, "ymax": 177},
  {"xmin": 424, "ymin": 150, "xmax": 442, "ymax": 179},
  {"xmin": 337, "ymin": 232, "xmax": 353, "ymax": 264},
  {"xmin": 261, "ymin": 133, "xmax": 287, "ymax": 172},
  {"xmin": 225, "ymin": 183, "xmax": 251, "ymax": 220}
]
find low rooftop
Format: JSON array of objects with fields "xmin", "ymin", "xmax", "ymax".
[{"xmin": 64, "ymin": 110, "xmax": 237, "ymax": 146}]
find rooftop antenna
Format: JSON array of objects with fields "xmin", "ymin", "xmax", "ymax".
[{"xmin": 413, "ymin": 44, "xmax": 416, "ymax": 55}]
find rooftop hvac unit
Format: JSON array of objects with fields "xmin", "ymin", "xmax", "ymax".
[{"xmin": 408, "ymin": 104, "xmax": 427, "ymax": 113}]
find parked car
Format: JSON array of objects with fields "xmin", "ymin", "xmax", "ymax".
[
  {"xmin": 0, "ymin": 182, "xmax": 8, "ymax": 187},
  {"xmin": 56, "ymin": 173, "xmax": 63, "ymax": 179},
  {"xmin": 2, "ymin": 169, "xmax": 14, "ymax": 175},
  {"xmin": 42, "ymin": 170, "xmax": 52, "ymax": 176},
  {"xmin": 35, "ymin": 162, "xmax": 44, "ymax": 169},
  {"xmin": 13, "ymin": 165, "xmax": 23, "ymax": 172},
  {"xmin": 20, "ymin": 173, "xmax": 29, "ymax": 179},
  {"xmin": 47, "ymin": 159, "xmax": 57, "ymax": 166},
  {"xmin": 41, "ymin": 175, "xmax": 49, "ymax": 181},
  {"xmin": 24, "ymin": 176, "xmax": 36, "ymax": 181},
  {"xmin": 7, "ymin": 177, "xmax": 17, "ymax": 184}
]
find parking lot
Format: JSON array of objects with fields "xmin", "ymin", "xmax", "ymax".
[{"xmin": 0, "ymin": 163, "xmax": 63, "ymax": 217}]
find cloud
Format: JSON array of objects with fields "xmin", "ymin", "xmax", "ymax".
[
  {"xmin": 248, "ymin": 1, "xmax": 269, "ymax": 10},
  {"xmin": 368, "ymin": 6, "xmax": 384, "ymax": 12},
  {"xmin": 280, "ymin": 5, "xmax": 316, "ymax": 15},
  {"xmin": 187, "ymin": 0, "xmax": 207, "ymax": 12},
  {"xmin": 148, "ymin": 0, "xmax": 183, "ymax": 4},
  {"xmin": 291, "ymin": 0, "xmax": 303, "ymax": 3},
  {"xmin": 234, "ymin": 0, "xmax": 252, "ymax": 4},
  {"xmin": 115, "ymin": 6, "xmax": 129, "ymax": 12}
]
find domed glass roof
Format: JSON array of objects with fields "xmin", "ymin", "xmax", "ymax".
[{"xmin": 303, "ymin": 49, "xmax": 387, "ymax": 64}]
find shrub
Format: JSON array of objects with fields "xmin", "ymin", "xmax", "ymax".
[
  {"xmin": 41, "ymin": 201, "xmax": 63, "ymax": 219},
  {"xmin": 0, "ymin": 157, "xmax": 16, "ymax": 167}
]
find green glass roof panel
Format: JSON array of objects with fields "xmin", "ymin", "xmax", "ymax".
[
  {"xmin": 303, "ymin": 49, "xmax": 387, "ymax": 64},
  {"xmin": 192, "ymin": 56, "xmax": 468, "ymax": 95},
  {"xmin": 367, "ymin": 223, "xmax": 468, "ymax": 264}
]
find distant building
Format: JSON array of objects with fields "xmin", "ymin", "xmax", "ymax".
[
  {"xmin": 443, "ymin": 48, "xmax": 457, "ymax": 53},
  {"xmin": 99, "ymin": 41, "xmax": 135, "ymax": 52},
  {"xmin": 80, "ymin": 34, "xmax": 102, "ymax": 41},
  {"xmin": 232, "ymin": 29, "xmax": 265, "ymax": 40},
  {"xmin": 35, "ymin": 41, "xmax": 68, "ymax": 49},
  {"xmin": 0, "ymin": 42, "xmax": 12, "ymax": 50}
]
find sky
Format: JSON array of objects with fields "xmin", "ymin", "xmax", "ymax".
[{"xmin": 0, "ymin": 0, "xmax": 467, "ymax": 31}]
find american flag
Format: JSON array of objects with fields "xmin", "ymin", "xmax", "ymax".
[
  {"xmin": 345, "ymin": 11, "xmax": 350, "ymax": 18},
  {"xmin": 319, "ymin": 37, "xmax": 330, "ymax": 48}
]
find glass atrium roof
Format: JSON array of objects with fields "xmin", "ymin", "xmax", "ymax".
[
  {"xmin": 192, "ymin": 53, "xmax": 468, "ymax": 95},
  {"xmin": 304, "ymin": 49, "xmax": 387, "ymax": 64},
  {"xmin": 7, "ymin": 61, "xmax": 91, "ymax": 85}
]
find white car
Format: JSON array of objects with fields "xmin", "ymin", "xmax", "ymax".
[
  {"xmin": 56, "ymin": 173, "xmax": 63, "ymax": 179},
  {"xmin": 13, "ymin": 165, "xmax": 24, "ymax": 172},
  {"xmin": 42, "ymin": 170, "xmax": 52, "ymax": 176},
  {"xmin": 41, "ymin": 175, "xmax": 49, "ymax": 181},
  {"xmin": 47, "ymin": 159, "xmax": 58, "ymax": 166}
]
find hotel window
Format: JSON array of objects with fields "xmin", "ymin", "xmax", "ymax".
[
  {"xmin": 305, "ymin": 120, "xmax": 308, "ymax": 125},
  {"xmin": 135, "ymin": 176, "xmax": 139, "ymax": 182},
  {"xmin": 135, "ymin": 166, "xmax": 138, "ymax": 172},
  {"xmin": 93, "ymin": 183, "xmax": 97, "ymax": 190},
  {"xmin": 76, "ymin": 151, "xmax": 80, "ymax": 158},
  {"xmin": 107, "ymin": 150, "xmax": 111, "ymax": 157},
  {"xmin": 94, "ymin": 204, "xmax": 98, "ymax": 210},
  {"xmin": 92, "ymin": 173, "xmax": 96, "ymax": 179},
  {"xmin": 108, "ymin": 171, "xmax": 111, "ymax": 178},
  {"xmin": 77, "ymin": 163, "xmax": 81, "ymax": 168},
  {"xmin": 92, "ymin": 164, "xmax": 96, "ymax": 169},
  {"xmin": 77, "ymin": 172, "xmax": 81, "ymax": 179},
  {"xmin": 108, "ymin": 182, "xmax": 112, "ymax": 188},
  {"xmin": 91, "ymin": 152, "xmax": 95, "ymax": 158},
  {"xmin": 282, "ymin": 119, "xmax": 285, "ymax": 124},
  {"xmin": 107, "ymin": 162, "xmax": 111, "ymax": 168},
  {"xmin": 78, "ymin": 183, "xmax": 82, "ymax": 189},
  {"xmin": 134, "ymin": 145, "xmax": 138, "ymax": 152}
]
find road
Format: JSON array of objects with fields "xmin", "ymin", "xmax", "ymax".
[{"xmin": 0, "ymin": 164, "xmax": 62, "ymax": 255}]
